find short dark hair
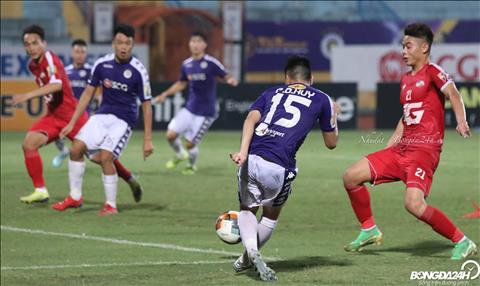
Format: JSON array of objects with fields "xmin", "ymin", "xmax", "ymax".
[
  {"xmin": 404, "ymin": 23, "xmax": 434, "ymax": 53},
  {"xmin": 114, "ymin": 24, "xmax": 135, "ymax": 39},
  {"xmin": 71, "ymin": 38, "xmax": 87, "ymax": 47},
  {"xmin": 284, "ymin": 55, "xmax": 312, "ymax": 81},
  {"xmin": 190, "ymin": 31, "xmax": 207, "ymax": 42},
  {"xmin": 22, "ymin": 24, "xmax": 45, "ymax": 41}
]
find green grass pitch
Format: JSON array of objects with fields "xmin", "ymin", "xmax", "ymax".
[{"xmin": 1, "ymin": 130, "xmax": 479, "ymax": 285}]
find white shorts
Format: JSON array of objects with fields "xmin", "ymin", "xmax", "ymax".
[
  {"xmin": 237, "ymin": 154, "xmax": 297, "ymax": 208},
  {"xmin": 75, "ymin": 114, "xmax": 132, "ymax": 159},
  {"xmin": 167, "ymin": 108, "xmax": 216, "ymax": 144}
]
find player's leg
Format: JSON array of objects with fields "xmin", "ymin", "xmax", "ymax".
[
  {"xmin": 98, "ymin": 149, "xmax": 119, "ymax": 216},
  {"xmin": 89, "ymin": 153, "xmax": 142, "ymax": 203},
  {"xmin": 20, "ymin": 131, "xmax": 50, "ymax": 203},
  {"xmin": 51, "ymin": 139, "xmax": 88, "ymax": 211},
  {"xmin": 403, "ymin": 152, "xmax": 477, "ymax": 260},
  {"xmin": 52, "ymin": 138, "xmax": 69, "ymax": 168},
  {"xmin": 181, "ymin": 114, "xmax": 215, "ymax": 175},
  {"xmin": 165, "ymin": 108, "xmax": 189, "ymax": 169}
]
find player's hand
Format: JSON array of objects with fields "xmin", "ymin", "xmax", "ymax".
[
  {"xmin": 143, "ymin": 140, "xmax": 154, "ymax": 160},
  {"xmin": 12, "ymin": 94, "xmax": 28, "ymax": 105},
  {"xmin": 153, "ymin": 92, "xmax": 168, "ymax": 104},
  {"xmin": 229, "ymin": 152, "xmax": 246, "ymax": 166},
  {"xmin": 333, "ymin": 102, "xmax": 341, "ymax": 116},
  {"xmin": 60, "ymin": 122, "xmax": 74, "ymax": 139},
  {"xmin": 456, "ymin": 121, "xmax": 471, "ymax": 138},
  {"xmin": 226, "ymin": 77, "xmax": 238, "ymax": 87}
]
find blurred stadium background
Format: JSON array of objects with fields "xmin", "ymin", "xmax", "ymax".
[{"xmin": 1, "ymin": 1, "xmax": 479, "ymax": 285}]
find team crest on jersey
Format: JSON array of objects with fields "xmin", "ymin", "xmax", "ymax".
[
  {"xmin": 415, "ymin": 80, "xmax": 424, "ymax": 87},
  {"xmin": 123, "ymin": 69, "xmax": 132, "ymax": 79},
  {"xmin": 79, "ymin": 70, "xmax": 87, "ymax": 78},
  {"xmin": 437, "ymin": 72, "xmax": 447, "ymax": 82},
  {"xmin": 40, "ymin": 72, "xmax": 46, "ymax": 79},
  {"xmin": 288, "ymin": 84, "xmax": 306, "ymax": 90},
  {"xmin": 200, "ymin": 61, "xmax": 208, "ymax": 69},
  {"xmin": 47, "ymin": 66, "xmax": 56, "ymax": 76}
]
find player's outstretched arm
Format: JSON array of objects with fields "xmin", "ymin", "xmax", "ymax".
[
  {"xmin": 152, "ymin": 81, "xmax": 187, "ymax": 104},
  {"xmin": 12, "ymin": 83, "xmax": 62, "ymax": 105},
  {"xmin": 60, "ymin": 85, "xmax": 96, "ymax": 138},
  {"xmin": 442, "ymin": 83, "xmax": 470, "ymax": 138},
  {"xmin": 231, "ymin": 110, "xmax": 261, "ymax": 166},
  {"xmin": 142, "ymin": 100, "xmax": 154, "ymax": 160},
  {"xmin": 386, "ymin": 118, "xmax": 404, "ymax": 148}
]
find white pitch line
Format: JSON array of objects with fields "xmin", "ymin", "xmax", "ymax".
[
  {"xmin": 1, "ymin": 225, "xmax": 241, "ymax": 257},
  {"xmin": 1, "ymin": 260, "xmax": 229, "ymax": 271}
]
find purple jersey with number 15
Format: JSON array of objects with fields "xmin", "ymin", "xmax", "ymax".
[{"xmin": 249, "ymin": 83, "xmax": 336, "ymax": 170}]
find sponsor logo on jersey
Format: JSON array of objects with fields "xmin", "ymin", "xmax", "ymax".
[
  {"xmin": 200, "ymin": 61, "xmax": 208, "ymax": 69},
  {"xmin": 288, "ymin": 84, "xmax": 306, "ymax": 90},
  {"xmin": 188, "ymin": 73, "xmax": 207, "ymax": 81},
  {"xmin": 123, "ymin": 69, "xmax": 132, "ymax": 79},
  {"xmin": 416, "ymin": 80, "xmax": 425, "ymax": 87}
]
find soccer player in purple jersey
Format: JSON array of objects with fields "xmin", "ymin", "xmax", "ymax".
[
  {"xmin": 52, "ymin": 24, "xmax": 154, "ymax": 216},
  {"xmin": 153, "ymin": 31, "xmax": 238, "ymax": 175},
  {"xmin": 230, "ymin": 56, "xmax": 339, "ymax": 281}
]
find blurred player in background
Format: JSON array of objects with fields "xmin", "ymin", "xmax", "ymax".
[
  {"xmin": 342, "ymin": 23, "xmax": 477, "ymax": 260},
  {"xmin": 230, "ymin": 56, "xmax": 339, "ymax": 281},
  {"xmin": 153, "ymin": 31, "xmax": 238, "ymax": 175},
  {"xmin": 51, "ymin": 39, "xmax": 144, "ymax": 202},
  {"xmin": 13, "ymin": 25, "xmax": 89, "ymax": 204},
  {"xmin": 52, "ymin": 24, "xmax": 153, "ymax": 216}
]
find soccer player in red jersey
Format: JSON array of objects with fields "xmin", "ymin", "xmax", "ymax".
[
  {"xmin": 12, "ymin": 25, "xmax": 89, "ymax": 204},
  {"xmin": 342, "ymin": 23, "xmax": 477, "ymax": 260}
]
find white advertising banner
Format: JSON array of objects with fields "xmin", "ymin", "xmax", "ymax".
[
  {"xmin": 331, "ymin": 44, "xmax": 480, "ymax": 91},
  {"xmin": 1, "ymin": 44, "xmax": 149, "ymax": 80}
]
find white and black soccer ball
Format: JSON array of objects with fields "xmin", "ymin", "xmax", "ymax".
[{"xmin": 215, "ymin": 210, "xmax": 241, "ymax": 244}]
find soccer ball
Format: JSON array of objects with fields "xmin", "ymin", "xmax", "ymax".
[{"xmin": 215, "ymin": 211, "xmax": 241, "ymax": 244}]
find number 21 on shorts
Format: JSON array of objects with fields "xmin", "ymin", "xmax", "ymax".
[{"xmin": 415, "ymin": 167, "xmax": 426, "ymax": 180}]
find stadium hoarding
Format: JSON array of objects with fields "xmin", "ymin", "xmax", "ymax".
[
  {"xmin": 143, "ymin": 82, "xmax": 357, "ymax": 130},
  {"xmin": 245, "ymin": 20, "xmax": 480, "ymax": 72},
  {"xmin": 332, "ymin": 44, "xmax": 480, "ymax": 92},
  {"xmin": 376, "ymin": 82, "xmax": 480, "ymax": 128},
  {"xmin": 0, "ymin": 44, "xmax": 149, "ymax": 80}
]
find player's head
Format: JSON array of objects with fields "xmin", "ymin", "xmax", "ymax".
[
  {"xmin": 284, "ymin": 55, "xmax": 312, "ymax": 85},
  {"xmin": 71, "ymin": 39, "xmax": 88, "ymax": 67},
  {"xmin": 402, "ymin": 23, "xmax": 434, "ymax": 66},
  {"xmin": 189, "ymin": 31, "xmax": 207, "ymax": 56},
  {"xmin": 112, "ymin": 24, "xmax": 135, "ymax": 62},
  {"xmin": 22, "ymin": 24, "xmax": 46, "ymax": 61}
]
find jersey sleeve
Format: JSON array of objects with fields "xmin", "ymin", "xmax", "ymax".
[
  {"xmin": 137, "ymin": 64, "xmax": 152, "ymax": 102},
  {"xmin": 318, "ymin": 95, "xmax": 336, "ymax": 132},
  {"xmin": 427, "ymin": 64, "xmax": 453, "ymax": 92},
  {"xmin": 45, "ymin": 52, "xmax": 63, "ymax": 84},
  {"xmin": 249, "ymin": 93, "xmax": 267, "ymax": 114},
  {"xmin": 211, "ymin": 60, "xmax": 228, "ymax": 78},
  {"xmin": 88, "ymin": 58, "xmax": 103, "ymax": 87},
  {"xmin": 179, "ymin": 64, "xmax": 188, "ymax": 81}
]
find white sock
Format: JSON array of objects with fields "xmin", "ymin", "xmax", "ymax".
[
  {"xmin": 169, "ymin": 138, "xmax": 186, "ymax": 158},
  {"xmin": 238, "ymin": 210, "xmax": 258, "ymax": 252},
  {"xmin": 69, "ymin": 160, "xmax": 85, "ymax": 200},
  {"xmin": 103, "ymin": 173, "xmax": 118, "ymax": 208},
  {"xmin": 258, "ymin": 217, "xmax": 277, "ymax": 248},
  {"xmin": 35, "ymin": 187, "xmax": 48, "ymax": 193},
  {"xmin": 188, "ymin": 147, "xmax": 199, "ymax": 166}
]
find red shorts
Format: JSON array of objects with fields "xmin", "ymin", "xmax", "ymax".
[
  {"xmin": 29, "ymin": 113, "xmax": 89, "ymax": 144},
  {"xmin": 365, "ymin": 146, "xmax": 440, "ymax": 197}
]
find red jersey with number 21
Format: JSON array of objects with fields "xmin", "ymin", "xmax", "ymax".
[
  {"xmin": 28, "ymin": 50, "xmax": 78, "ymax": 121},
  {"xmin": 399, "ymin": 63, "xmax": 453, "ymax": 151}
]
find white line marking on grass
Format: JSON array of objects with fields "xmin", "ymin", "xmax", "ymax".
[
  {"xmin": 1, "ymin": 260, "xmax": 229, "ymax": 271},
  {"xmin": 1, "ymin": 225, "xmax": 240, "ymax": 256}
]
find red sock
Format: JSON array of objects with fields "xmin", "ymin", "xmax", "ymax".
[
  {"xmin": 419, "ymin": 205, "xmax": 464, "ymax": 243},
  {"xmin": 346, "ymin": 185, "xmax": 376, "ymax": 229},
  {"xmin": 114, "ymin": 160, "xmax": 132, "ymax": 182},
  {"xmin": 23, "ymin": 149, "xmax": 45, "ymax": 188}
]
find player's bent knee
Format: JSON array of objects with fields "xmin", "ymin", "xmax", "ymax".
[
  {"xmin": 185, "ymin": 141, "xmax": 196, "ymax": 149},
  {"xmin": 404, "ymin": 197, "xmax": 426, "ymax": 217},
  {"xmin": 166, "ymin": 130, "xmax": 177, "ymax": 141}
]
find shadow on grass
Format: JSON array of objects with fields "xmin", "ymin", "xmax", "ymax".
[
  {"xmin": 48, "ymin": 197, "xmax": 167, "ymax": 214},
  {"xmin": 361, "ymin": 240, "xmax": 451, "ymax": 258}
]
